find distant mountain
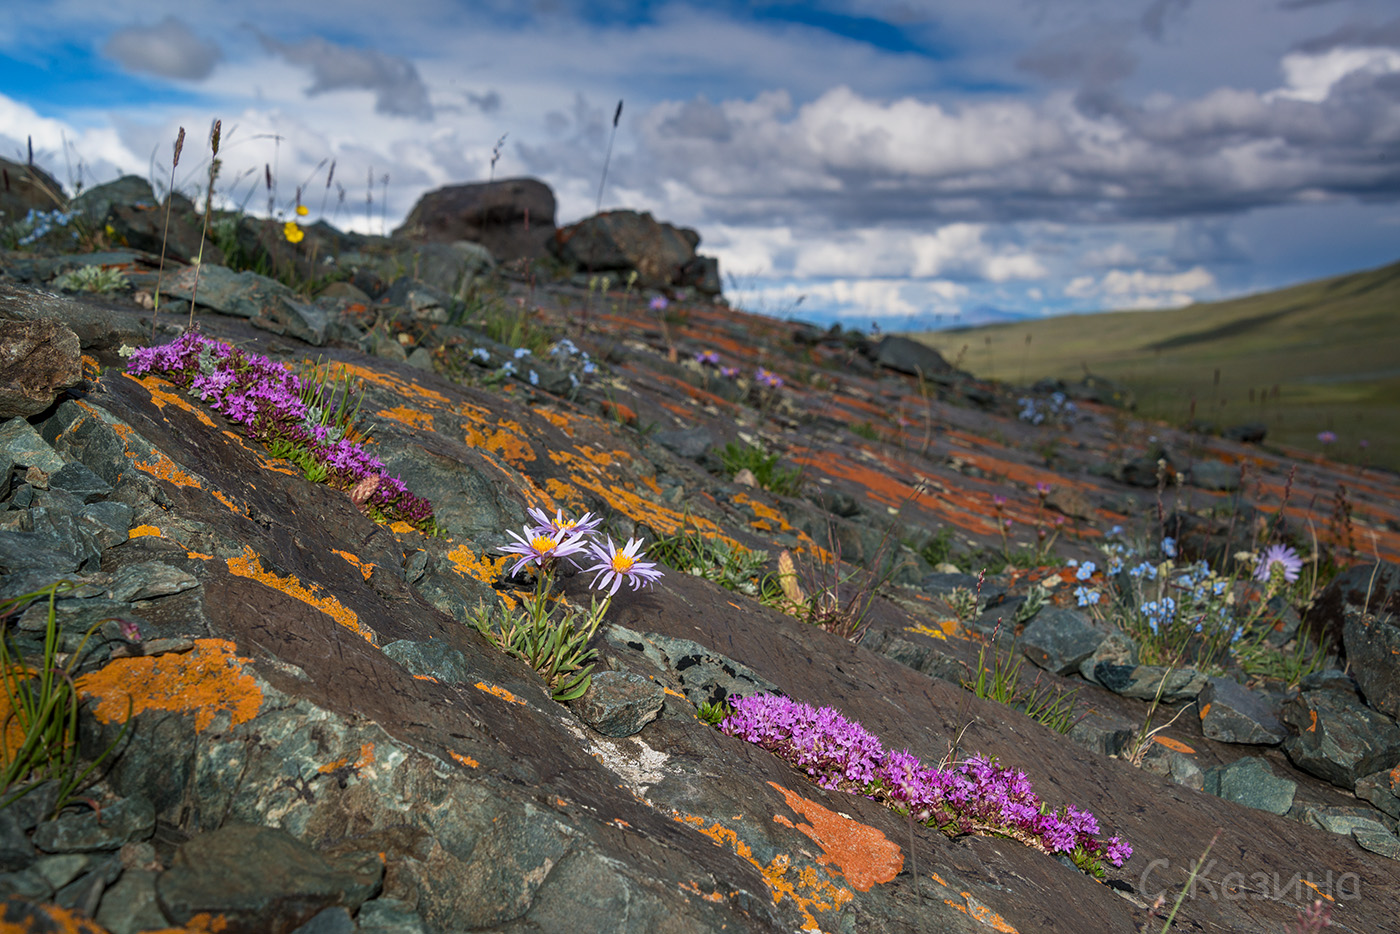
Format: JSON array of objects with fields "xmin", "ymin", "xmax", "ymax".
[{"xmin": 793, "ymin": 304, "xmax": 1031, "ymax": 334}]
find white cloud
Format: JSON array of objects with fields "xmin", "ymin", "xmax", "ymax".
[{"xmin": 1063, "ymin": 265, "xmax": 1216, "ymax": 309}]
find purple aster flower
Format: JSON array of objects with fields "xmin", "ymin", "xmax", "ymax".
[
  {"xmin": 501, "ymin": 527, "xmax": 590, "ymax": 577},
  {"xmin": 1317, "ymin": 430, "xmax": 1336, "ymax": 444},
  {"xmin": 584, "ymin": 537, "xmax": 665, "ymax": 595},
  {"xmin": 650, "ymin": 295, "xmax": 669, "ymax": 311},
  {"xmin": 1254, "ymin": 544, "xmax": 1302, "ymax": 584},
  {"xmin": 695, "ymin": 350, "xmax": 720, "ymax": 366},
  {"xmin": 527, "ymin": 507, "xmax": 604, "ymax": 540},
  {"xmin": 755, "ymin": 367, "xmax": 784, "ymax": 390}
]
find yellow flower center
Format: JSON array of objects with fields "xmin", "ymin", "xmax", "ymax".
[
  {"xmin": 530, "ymin": 535, "xmax": 558, "ymax": 553},
  {"xmin": 611, "ymin": 553, "xmax": 636, "ymax": 573}
]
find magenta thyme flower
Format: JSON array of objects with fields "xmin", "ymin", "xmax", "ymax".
[
  {"xmin": 719, "ymin": 693, "xmax": 1131, "ymax": 875},
  {"xmin": 127, "ymin": 331, "xmax": 434, "ymax": 529},
  {"xmin": 584, "ymin": 537, "xmax": 665, "ymax": 595},
  {"xmin": 1254, "ymin": 543, "xmax": 1303, "ymax": 583},
  {"xmin": 501, "ymin": 527, "xmax": 590, "ymax": 576}
]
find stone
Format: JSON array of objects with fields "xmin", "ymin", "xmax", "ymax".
[
  {"xmin": 290, "ymin": 906, "xmax": 355, "ymax": 934},
  {"xmin": 1078, "ymin": 631, "xmax": 1139, "ymax": 683},
  {"xmin": 652, "ymin": 427, "xmax": 714, "ymax": 461},
  {"xmin": 1280, "ymin": 689, "xmax": 1400, "ymax": 788},
  {"xmin": 355, "ymin": 897, "xmax": 429, "ymax": 934},
  {"xmin": 54, "ymin": 853, "xmax": 122, "ymax": 916},
  {"xmin": 32, "ymin": 795, "xmax": 155, "ymax": 853},
  {"xmin": 0, "ymin": 866, "xmax": 52, "ymax": 900},
  {"xmin": 1188, "ymin": 460, "xmax": 1241, "ymax": 492},
  {"xmin": 550, "ymin": 210, "xmax": 706, "ymax": 289},
  {"xmin": 872, "ymin": 336, "xmax": 954, "ymax": 378},
  {"xmin": 162, "ymin": 264, "xmax": 324, "ymax": 343},
  {"xmin": 48, "ymin": 461, "xmax": 112, "ymax": 503},
  {"xmin": 1018, "ymin": 606, "xmax": 1104, "ymax": 676},
  {"xmin": 572, "ymin": 670, "xmax": 666, "ymax": 737},
  {"xmin": 154, "ymin": 823, "xmax": 383, "ymax": 933},
  {"xmin": 0, "ymin": 319, "xmax": 82, "ymax": 418},
  {"xmin": 0, "ymin": 158, "xmax": 65, "ymax": 231},
  {"xmin": 1198, "ymin": 677, "xmax": 1286, "ymax": 745},
  {"xmin": 95, "ymin": 869, "xmax": 169, "ymax": 934},
  {"xmin": 1355, "ymin": 767, "xmax": 1400, "ymax": 819},
  {"xmin": 1300, "ymin": 805, "xmax": 1395, "ymax": 837},
  {"xmin": 1353, "ymin": 829, "xmax": 1400, "ymax": 861},
  {"xmin": 1092, "ymin": 663, "xmax": 1206, "ymax": 702},
  {"xmin": 806, "ymin": 486, "xmax": 861, "ymax": 519},
  {"xmin": 603, "ymin": 625, "xmax": 778, "ymax": 708},
  {"xmin": 0, "ymin": 811, "xmax": 34, "ymax": 872},
  {"xmin": 0, "ymin": 418, "xmax": 67, "ymax": 475},
  {"xmin": 1336, "ymin": 566, "xmax": 1400, "ymax": 719},
  {"xmin": 105, "ymin": 561, "xmax": 199, "ymax": 602},
  {"xmin": 396, "ymin": 177, "xmax": 556, "ymax": 262},
  {"xmin": 1203, "ymin": 757, "xmax": 1296, "ymax": 815},
  {"xmin": 1222, "ymin": 422, "xmax": 1267, "ymax": 443},
  {"xmin": 381, "ymin": 639, "xmax": 470, "ymax": 683},
  {"xmin": 1139, "ymin": 742, "xmax": 1205, "ymax": 791},
  {"xmin": 31, "ymin": 854, "xmax": 90, "ymax": 891},
  {"xmin": 72, "ymin": 175, "xmax": 159, "ymax": 223}
]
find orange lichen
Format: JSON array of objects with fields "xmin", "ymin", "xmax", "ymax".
[
  {"xmin": 906, "ymin": 620, "xmax": 962, "ymax": 641},
  {"xmin": 768, "ymin": 782, "xmax": 902, "ymax": 891},
  {"xmin": 446, "ymin": 544, "xmax": 509, "ymax": 584},
  {"xmin": 226, "ymin": 546, "xmax": 377, "ymax": 646},
  {"xmin": 126, "ymin": 372, "xmax": 217, "ymax": 428},
  {"xmin": 673, "ymin": 811, "xmax": 853, "ymax": 931},
  {"xmin": 77, "ymin": 639, "xmax": 262, "ymax": 733},
  {"xmin": 602, "ymin": 400, "xmax": 637, "ymax": 425},
  {"xmin": 333, "ymin": 550, "xmax": 375, "ymax": 581},
  {"xmin": 376, "ymin": 405, "xmax": 434, "ymax": 431},
  {"xmin": 450, "ymin": 750, "xmax": 480, "ymax": 768},
  {"xmin": 1152, "ymin": 736, "xmax": 1196, "ymax": 755},
  {"xmin": 475, "ymin": 681, "xmax": 526, "ymax": 705},
  {"xmin": 413, "ymin": 674, "xmax": 440, "ymax": 683},
  {"xmin": 535, "ymin": 408, "xmax": 575, "ymax": 435},
  {"xmin": 129, "ymin": 525, "xmax": 163, "ymax": 539},
  {"xmin": 318, "ymin": 742, "xmax": 376, "ymax": 773},
  {"xmin": 330, "ymin": 361, "xmax": 451, "ymax": 407}
]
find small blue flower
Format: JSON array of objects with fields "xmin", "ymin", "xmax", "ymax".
[
  {"xmin": 1074, "ymin": 586, "xmax": 1100, "ymax": 607},
  {"xmin": 1161, "ymin": 537, "xmax": 1177, "ymax": 558},
  {"xmin": 1107, "ymin": 556, "xmax": 1124, "ymax": 575},
  {"xmin": 471, "ymin": 347, "xmax": 491, "ymax": 362},
  {"xmin": 500, "ymin": 361, "xmax": 517, "ymax": 376},
  {"xmin": 1076, "ymin": 562, "xmax": 1096, "ymax": 581},
  {"xmin": 513, "ymin": 347, "xmax": 532, "ymax": 359},
  {"xmin": 529, "ymin": 369, "xmax": 539, "ymax": 386},
  {"xmin": 1109, "ymin": 525, "xmax": 1124, "ymax": 538}
]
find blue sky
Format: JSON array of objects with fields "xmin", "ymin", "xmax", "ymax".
[{"xmin": 3, "ymin": 0, "xmax": 1398, "ymax": 329}]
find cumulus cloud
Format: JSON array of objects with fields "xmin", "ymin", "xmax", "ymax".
[
  {"xmin": 1064, "ymin": 266, "xmax": 1216, "ymax": 308},
  {"xmin": 102, "ymin": 15, "xmax": 221, "ymax": 80},
  {"xmin": 255, "ymin": 31, "xmax": 434, "ymax": 120}
]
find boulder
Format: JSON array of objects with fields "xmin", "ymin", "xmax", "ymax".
[
  {"xmin": 396, "ymin": 177, "xmax": 555, "ymax": 263},
  {"xmin": 1197, "ymin": 677, "xmax": 1285, "ymax": 745},
  {"xmin": 550, "ymin": 210, "xmax": 717, "ymax": 292},
  {"xmin": 1308, "ymin": 562, "xmax": 1400, "ymax": 717},
  {"xmin": 0, "ymin": 318, "xmax": 82, "ymax": 417},
  {"xmin": 1203, "ymin": 757, "xmax": 1296, "ymax": 815},
  {"xmin": 1281, "ymin": 688, "xmax": 1400, "ymax": 788},
  {"xmin": 871, "ymin": 336, "xmax": 955, "ymax": 378}
]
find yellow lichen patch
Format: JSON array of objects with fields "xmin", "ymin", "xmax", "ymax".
[
  {"xmin": 389, "ymin": 521, "xmax": 415, "ymax": 534},
  {"xmin": 446, "ymin": 544, "xmax": 509, "ymax": 584},
  {"xmin": 768, "ymin": 782, "xmax": 902, "ymax": 892},
  {"xmin": 413, "ymin": 674, "xmax": 440, "ymax": 683},
  {"xmin": 475, "ymin": 681, "xmax": 526, "ymax": 705},
  {"xmin": 111, "ymin": 423, "xmax": 248, "ymax": 518},
  {"xmin": 377, "ymin": 405, "xmax": 434, "ymax": 431},
  {"xmin": 129, "ymin": 525, "xmax": 163, "ymax": 539},
  {"xmin": 77, "ymin": 639, "xmax": 262, "ymax": 734},
  {"xmin": 125, "ymin": 373, "xmax": 217, "ymax": 428},
  {"xmin": 187, "ymin": 551, "xmax": 213, "ymax": 561},
  {"xmin": 674, "ymin": 812, "xmax": 853, "ymax": 931},
  {"xmin": 450, "ymin": 750, "xmax": 480, "ymax": 768},
  {"xmin": 333, "ymin": 549, "xmax": 376, "ymax": 581},
  {"xmin": 226, "ymin": 546, "xmax": 377, "ymax": 646}
]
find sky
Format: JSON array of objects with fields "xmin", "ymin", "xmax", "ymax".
[{"xmin": 2, "ymin": 0, "xmax": 1398, "ymax": 330}]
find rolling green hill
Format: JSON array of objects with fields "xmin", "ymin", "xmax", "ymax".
[{"xmin": 909, "ymin": 259, "xmax": 1400, "ymax": 472}]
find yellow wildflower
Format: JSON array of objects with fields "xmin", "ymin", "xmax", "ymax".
[
  {"xmin": 296, "ymin": 204, "xmax": 309, "ymax": 217},
  {"xmin": 283, "ymin": 220, "xmax": 304, "ymax": 244}
]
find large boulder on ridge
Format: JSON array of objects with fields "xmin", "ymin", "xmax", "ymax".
[
  {"xmin": 550, "ymin": 210, "xmax": 721, "ymax": 294},
  {"xmin": 395, "ymin": 177, "xmax": 556, "ymax": 264}
]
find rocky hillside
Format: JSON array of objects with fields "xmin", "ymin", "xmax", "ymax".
[{"xmin": 2, "ymin": 169, "xmax": 1400, "ymax": 934}]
